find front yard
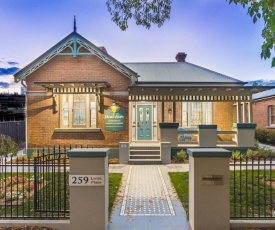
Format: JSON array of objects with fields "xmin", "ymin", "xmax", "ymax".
[
  {"xmin": 0, "ymin": 172, "xmax": 122, "ymax": 218},
  {"xmin": 169, "ymin": 170, "xmax": 275, "ymax": 219}
]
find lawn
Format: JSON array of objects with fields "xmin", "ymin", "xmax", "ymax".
[
  {"xmin": 169, "ymin": 170, "xmax": 275, "ymax": 219},
  {"xmin": 109, "ymin": 173, "xmax": 123, "ymax": 215},
  {"xmin": 0, "ymin": 172, "xmax": 122, "ymax": 219}
]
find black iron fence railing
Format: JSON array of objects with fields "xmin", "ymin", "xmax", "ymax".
[
  {"xmin": 230, "ymin": 156, "xmax": 275, "ymax": 219},
  {"xmin": 1, "ymin": 147, "xmax": 275, "ymax": 220},
  {"xmin": 0, "ymin": 146, "xmax": 71, "ymax": 219}
]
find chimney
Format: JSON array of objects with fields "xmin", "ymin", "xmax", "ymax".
[
  {"xmin": 98, "ymin": 46, "xmax": 108, "ymax": 54},
  {"xmin": 175, "ymin": 52, "xmax": 187, "ymax": 62}
]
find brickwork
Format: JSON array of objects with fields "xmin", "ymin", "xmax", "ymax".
[
  {"xmin": 25, "ymin": 53, "xmax": 241, "ymax": 147},
  {"xmin": 26, "ymin": 55, "xmax": 131, "ymax": 148},
  {"xmin": 213, "ymin": 102, "xmax": 235, "ymax": 141},
  {"xmin": 253, "ymin": 98, "xmax": 275, "ymax": 130},
  {"xmin": 26, "ymin": 56, "xmax": 131, "ymax": 92}
]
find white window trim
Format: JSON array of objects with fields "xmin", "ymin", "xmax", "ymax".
[{"xmin": 268, "ymin": 105, "xmax": 275, "ymax": 127}]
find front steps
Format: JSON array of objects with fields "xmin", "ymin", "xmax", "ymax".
[{"xmin": 128, "ymin": 143, "xmax": 161, "ymax": 164}]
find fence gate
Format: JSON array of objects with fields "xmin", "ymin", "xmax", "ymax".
[{"xmin": 34, "ymin": 152, "xmax": 70, "ymax": 216}]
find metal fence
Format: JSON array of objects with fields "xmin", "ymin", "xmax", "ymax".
[
  {"xmin": 0, "ymin": 146, "xmax": 70, "ymax": 219},
  {"xmin": 230, "ymin": 156, "xmax": 275, "ymax": 219},
  {"xmin": 0, "ymin": 120, "xmax": 25, "ymax": 144}
]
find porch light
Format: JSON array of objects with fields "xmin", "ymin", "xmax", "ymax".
[{"xmin": 168, "ymin": 105, "xmax": 172, "ymax": 114}]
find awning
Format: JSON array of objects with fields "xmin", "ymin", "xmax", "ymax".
[{"xmin": 35, "ymin": 81, "xmax": 110, "ymax": 94}]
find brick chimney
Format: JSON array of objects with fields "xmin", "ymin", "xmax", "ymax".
[
  {"xmin": 98, "ymin": 46, "xmax": 108, "ymax": 54},
  {"xmin": 175, "ymin": 52, "xmax": 187, "ymax": 62}
]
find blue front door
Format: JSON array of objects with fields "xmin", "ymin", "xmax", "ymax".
[{"xmin": 137, "ymin": 105, "xmax": 152, "ymax": 140}]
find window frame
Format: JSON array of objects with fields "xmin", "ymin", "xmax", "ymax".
[
  {"xmin": 182, "ymin": 102, "xmax": 213, "ymax": 127},
  {"xmin": 59, "ymin": 94, "xmax": 97, "ymax": 129},
  {"xmin": 268, "ymin": 105, "xmax": 275, "ymax": 127}
]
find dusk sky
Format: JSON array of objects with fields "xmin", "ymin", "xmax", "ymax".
[{"xmin": 0, "ymin": 0, "xmax": 274, "ymax": 89}]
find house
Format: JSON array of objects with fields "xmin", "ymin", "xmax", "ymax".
[
  {"xmin": 253, "ymin": 88, "xmax": 275, "ymax": 130},
  {"xmin": 14, "ymin": 22, "xmax": 270, "ymax": 161}
]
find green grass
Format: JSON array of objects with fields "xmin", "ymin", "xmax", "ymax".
[
  {"xmin": 0, "ymin": 172, "xmax": 122, "ymax": 219},
  {"xmin": 168, "ymin": 172, "xmax": 189, "ymax": 216},
  {"xmin": 230, "ymin": 170, "xmax": 275, "ymax": 218},
  {"xmin": 169, "ymin": 170, "xmax": 275, "ymax": 219},
  {"xmin": 109, "ymin": 173, "xmax": 123, "ymax": 215}
]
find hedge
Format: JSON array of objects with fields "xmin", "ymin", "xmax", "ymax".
[{"xmin": 255, "ymin": 128, "xmax": 275, "ymax": 145}]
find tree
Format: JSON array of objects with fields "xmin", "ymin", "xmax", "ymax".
[
  {"xmin": 252, "ymin": 81, "xmax": 262, "ymax": 86},
  {"xmin": 0, "ymin": 134, "xmax": 19, "ymax": 156},
  {"xmin": 106, "ymin": 0, "xmax": 275, "ymax": 67},
  {"xmin": 106, "ymin": 0, "xmax": 172, "ymax": 30}
]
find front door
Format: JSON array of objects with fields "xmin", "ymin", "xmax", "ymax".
[{"xmin": 137, "ymin": 105, "xmax": 152, "ymax": 140}]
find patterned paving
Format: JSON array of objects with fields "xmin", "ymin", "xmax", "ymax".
[{"xmin": 120, "ymin": 165, "xmax": 175, "ymax": 216}]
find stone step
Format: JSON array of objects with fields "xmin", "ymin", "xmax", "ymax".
[
  {"xmin": 129, "ymin": 155, "xmax": 161, "ymax": 159},
  {"xmin": 130, "ymin": 146, "xmax": 160, "ymax": 151},
  {"xmin": 128, "ymin": 159, "xmax": 162, "ymax": 165},
  {"xmin": 130, "ymin": 151, "xmax": 160, "ymax": 155}
]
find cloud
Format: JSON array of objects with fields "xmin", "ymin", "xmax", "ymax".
[
  {"xmin": 0, "ymin": 67, "xmax": 20, "ymax": 76},
  {"xmin": 0, "ymin": 82, "xmax": 10, "ymax": 88},
  {"xmin": 7, "ymin": 61, "xmax": 19, "ymax": 66}
]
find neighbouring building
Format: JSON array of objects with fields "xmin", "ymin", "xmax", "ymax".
[
  {"xmin": 253, "ymin": 89, "xmax": 275, "ymax": 130},
  {"xmin": 13, "ymin": 22, "xmax": 271, "ymax": 160},
  {"xmin": 0, "ymin": 94, "xmax": 25, "ymax": 121}
]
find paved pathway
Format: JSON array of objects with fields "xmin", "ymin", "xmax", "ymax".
[
  {"xmin": 108, "ymin": 164, "xmax": 191, "ymax": 230},
  {"xmin": 259, "ymin": 143, "xmax": 275, "ymax": 151}
]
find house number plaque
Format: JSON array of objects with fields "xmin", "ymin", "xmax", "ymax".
[{"xmin": 69, "ymin": 175, "xmax": 105, "ymax": 186}]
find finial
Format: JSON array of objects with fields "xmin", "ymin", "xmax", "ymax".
[{"xmin": 74, "ymin": 15, "xmax": 77, "ymax": 32}]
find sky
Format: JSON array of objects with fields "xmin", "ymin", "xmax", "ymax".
[{"xmin": 0, "ymin": 0, "xmax": 274, "ymax": 93}]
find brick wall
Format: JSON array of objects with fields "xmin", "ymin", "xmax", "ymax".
[
  {"xmin": 26, "ymin": 55, "xmax": 131, "ymax": 148},
  {"xmin": 253, "ymin": 98, "xmax": 275, "ymax": 130},
  {"xmin": 213, "ymin": 102, "xmax": 235, "ymax": 141},
  {"xmin": 213, "ymin": 102, "xmax": 234, "ymax": 130}
]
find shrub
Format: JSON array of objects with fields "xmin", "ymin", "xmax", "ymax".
[
  {"xmin": 231, "ymin": 151, "xmax": 243, "ymax": 161},
  {"xmin": 255, "ymin": 129, "xmax": 269, "ymax": 143},
  {"xmin": 255, "ymin": 129, "xmax": 275, "ymax": 146},
  {"xmin": 17, "ymin": 155, "xmax": 29, "ymax": 162},
  {"xmin": 173, "ymin": 150, "xmax": 187, "ymax": 163},
  {"xmin": 257, "ymin": 147, "xmax": 275, "ymax": 157},
  {"xmin": 254, "ymin": 139, "xmax": 260, "ymax": 148},
  {"xmin": 0, "ymin": 134, "xmax": 19, "ymax": 156},
  {"xmin": 267, "ymin": 131, "xmax": 275, "ymax": 144},
  {"xmin": 246, "ymin": 149, "xmax": 257, "ymax": 158}
]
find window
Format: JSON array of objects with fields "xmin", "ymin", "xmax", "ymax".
[
  {"xmin": 60, "ymin": 94, "xmax": 97, "ymax": 128},
  {"xmin": 268, "ymin": 105, "xmax": 275, "ymax": 126},
  {"xmin": 182, "ymin": 102, "xmax": 212, "ymax": 127}
]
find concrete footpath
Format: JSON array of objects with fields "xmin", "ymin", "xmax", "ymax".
[{"xmin": 108, "ymin": 164, "xmax": 191, "ymax": 230}]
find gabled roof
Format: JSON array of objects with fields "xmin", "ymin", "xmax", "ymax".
[
  {"xmin": 253, "ymin": 88, "xmax": 275, "ymax": 100},
  {"xmin": 123, "ymin": 62, "xmax": 245, "ymax": 86},
  {"xmin": 14, "ymin": 32, "xmax": 138, "ymax": 83}
]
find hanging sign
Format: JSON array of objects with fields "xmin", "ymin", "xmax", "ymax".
[{"xmin": 104, "ymin": 103, "xmax": 125, "ymax": 131}]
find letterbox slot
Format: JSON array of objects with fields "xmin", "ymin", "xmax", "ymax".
[{"xmin": 201, "ymin": 175, "xmax": 223, "ymax": 185}]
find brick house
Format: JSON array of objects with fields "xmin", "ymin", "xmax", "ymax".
[
  {"xmin": 253, "ymin": 89, "xmax": 275, "ymax": 130},
  {"xmin": 14, "ymin": 26, "xmax": 269, "ymax": 160}
]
